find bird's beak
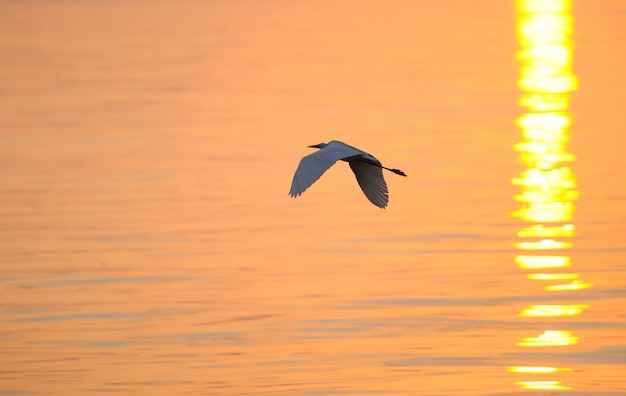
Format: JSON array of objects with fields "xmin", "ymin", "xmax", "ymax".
[{"xmin": 308, "ymin": 144, "xmax": 323, "ymax": 149}]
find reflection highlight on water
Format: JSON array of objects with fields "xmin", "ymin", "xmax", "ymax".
[
  {"xmin": 520, "ymin": 304, "xmax": 588, "ymax": 317},
  {"xmin": 516, "ymin": 380, "xmax": 571, "ymax": 391},
  {"xmin": 510, "ymin": 0, "xmax": 586, "ymax": 390},
  {"xmin": 517, "ymin": 223, "xmax": 575, "ymax": 238},
  {"xmin": 518, "ymin": 330, "xmax": 579, "ymax": 347},
  {"xmin": 509, "ymin": 366, "xmax": 572, "ymax": 374},
  {"xmin": 515, "ymin": 255, "xmax": 570, "ymax": 269}
]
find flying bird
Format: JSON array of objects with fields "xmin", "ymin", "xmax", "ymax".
[{"xmin": 289, "ymin": 140, "xmax": 406, "ymax": 208}]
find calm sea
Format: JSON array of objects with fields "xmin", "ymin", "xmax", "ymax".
[{"xmin": 1, "ymin": 0, "xmax": 625, "ymax": 394}]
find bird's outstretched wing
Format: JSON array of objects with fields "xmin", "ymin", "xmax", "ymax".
[
  {"xmin": 289, "ymin": 143, "xmax": 360, "ymax": 197},
  {"xmin": 349, "ymin": 160, "xmax": 389, "ymax": 208}
]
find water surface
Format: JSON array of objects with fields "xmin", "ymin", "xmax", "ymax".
[{"xmin": 1, "ymin": 0, "xmax": 626, "ymax": 394}]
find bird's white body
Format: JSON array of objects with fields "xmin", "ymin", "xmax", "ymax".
[{"xmin": 289, "ymin": 140, "xmax": 406, "ymax": 208}]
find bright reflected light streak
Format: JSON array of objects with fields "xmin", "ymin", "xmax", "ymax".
[
  {"xmin": 511, "ymin": 0, "xmax": 577, "ymax": 225},
  {"xmin": 520, "ymin": 304, "xmax": 588, "ymax": 317},
  {"xmin": 513, "ymin": 0, "xmax": 582, "ymax": 390},
  {"xmin": 518, "ymin": 0, "xmax": 571, "ymax": 13},
  {"xmin": 545, "ymin": 280, "xmax": 593, "ymax": 291},
  {"xmin": 517, "ymin": 112, "xmax": 571, "ymax": 132},
  {"xmin": 516, "ymin": 239, "xmax": 572, "ymax": 250},
  {"xmin": 518, "ymin": 330, "xmax": 579, "ymax": 347},
  {"xmin": 515, "ymin": 190, "xmax": 579, "ymax": 203},
  {"xmin": 527, "ymin": 273, "xmax": 578, "ymax": 280},
  {"xmin": 516, "ymin": 381, "xmax": 571, "ymax": 390},
  {"xmin": 515, "ymin": 141, "xmax": 570, "ymax": 155},
  {"xmin": 511, "ymin": 202, "xmax": 574, "ymax": 223},
  {"xmin": 509, "ymin": 366, "xmax": 572, "ymax": 373},
  {"xmin": 516, "ymin": 255, "xmax": 570, "ymax": 269},
  {"xmin": 512, "ymin": 167, "xmax": 576, "ymax": 189},
  {"xmin": 519, "ymin": 93, "xmax": 569, "ymax": 111},
  {"xmin": 517, "ymin": 150, "xmax": 576, "ymax": 173},
  {"xmin": 518, "ymin": 224, "xmax": 575, "ymax": 237}
]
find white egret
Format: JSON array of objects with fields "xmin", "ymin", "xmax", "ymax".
[{"xmin": 289, "ymin": 140, "xmax": 406, "ymax": 208}]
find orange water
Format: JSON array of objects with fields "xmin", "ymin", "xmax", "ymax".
[{"xmin": 1, "ymin": 1, "xmax": 625, "ymax": 394}]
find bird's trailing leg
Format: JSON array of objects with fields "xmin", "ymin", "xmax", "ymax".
[
  {"xmin": 347, "ymin": 156, "xmax": 407, "ymax": 177},
  {"xmin": 385, "ymin": 167, "xmax": 407, "ymax": 176}
]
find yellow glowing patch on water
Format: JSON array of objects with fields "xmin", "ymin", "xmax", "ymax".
[
  {"xmin": 545, "ymin": 280, "xmax": 593, "ymax": 291},
  {"xmin": 518, "ymin": 73, "xmax": 578, "ymax": 94},
  {"xmin": 517, "ymin": 41, "xmax": 577, "ymax": 94},
  {"xmin": 517, "ymin": 112, "xmax": 571, "ymax": 133},
  {"xmin": 512, "ymin": 168, "xmax": 576, "ymax": 190},
  {"xmin": 527, "ymin": 273, "xmax": 578, "ymax": 280},
  {"xmin": 513, "ymin": 0, "xmax": 577, "ymax": 222},
  {"xmin": 518, "ymin": 330, "xmax": 578, "ymax": 347},
  {"xmin": 508, "ymin": 366, "xmax": 572, "ymax": 374},
  {"xmin": 517, "ymin": 0, "xmax": 571, "ymax": 13},
  {"xmin": 518, "ymin": 224, "xmax": 575, "ymax": 238},
  {"xmin": 516, "ymin": 255, "xmax": 570, "ymax": 269},
  {"xmin": 511, "ymin": 202, "xmax": 574, "ymax": 223},
  {"xmin": 519, "ymin": 93, "xmax": 569, "ymax": 112},
  {"xmin": 515, "ymin": 190, "xmax": 578, "ymax": 203},
  {"xmin": 518, "ymin": 12, "xmax": 573, "ymax": 40},
  {"xmin": 516, "ymin": 381, "xmax": 571, "ymax": 390},
  {"xmin": 512, "ymin": 0, "xmax": 579, "ymax": 389},
  {"xmin": 514, "ymin": 141, "xmax": 566, "ymax": 155},
  {"xmin": 517, "ymin": 8, "xmax": 574, "ymax": 76},
  {"xmin": 516, "ymin": 239, "xmax": 572, "ymax": 250},
  {"xmin": 520, "ymin": 304, "xmax": 588, "ymax": 317}
]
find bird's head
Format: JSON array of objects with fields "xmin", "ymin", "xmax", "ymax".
[{"xmin": 308, "ymin": 142, "xmax": 328, "ymax": 149}]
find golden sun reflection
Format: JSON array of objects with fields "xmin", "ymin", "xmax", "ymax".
[
  {"xmin": 516, "ymin": 381, "xmax": 571, "ymax": 390},
  {"xmin": 527, "ymin": 273, "xmax": 578, "ymax": 280},
  {"xmin": 515, "ymin": 239, "xmax": 572, "ymax": 250},
  {"xmin": 508, "ymin": 366, "xmax": 572, "ymax": 374},
  {"xmin": 511, "ymin": 0, "xmax": 586, "ymax": 391},
  {"xmin": 517, "ymin": 224, "xmax": 575, "ymax": 238},
  {"xmin": 520, "ymin": 304, "xmax": 588, "ymax": 317},
  {"xmin": 545, "ymin": 280, "xmax": 593, "ymax": 291},
  {"xmin": 511, "ymin": 202, "xmax": 574, "ymax": 223},
  {"xmin": 515, "ymin": 255, "xmax": 570, "ymax": 269},
  {"xmin": 518, "ymin": 330, "xmax": 579, "ymax": 347}
]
